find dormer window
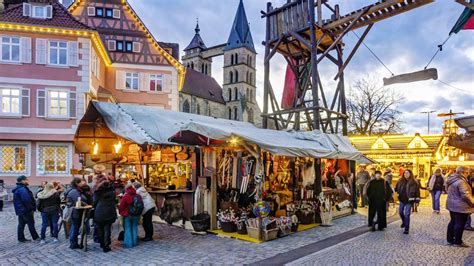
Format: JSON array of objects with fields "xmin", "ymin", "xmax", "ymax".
[{"xmin": 23, "ymin": 3, "xmax": 52, "ymax": 19}]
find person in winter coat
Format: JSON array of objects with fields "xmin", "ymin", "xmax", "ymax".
[
  {"xmin": 0, "ymin": 179, "xmax": 6, "ymax": 211},
  {"xmin": 395, "ymin": 169, "xmax": 420, "ymax": 234},
  {"xmin": 12, "ymin": 175, "xmax": 39, "ymax": 242},
  {"xmin": 133, "ymin": 182, "xmax": 156, "ymax": 241},
  {"xmin": 118, "ymin": 184, "xmax": 143, "ymax": 248},
  {"xmin": 428, "ymin": 168, "xmax": 445, "ymax": 214},
  {"xmin": 446, "ymin": 166, "xmax": 474, "ymax": 247},
  {"xmin": 66, "ymin": 177, "xmax": 89, "ymax": 249},
  {"xmin": 465, "ymin": 168, "xmax": 474, "ymax": 231},
  {"xmin": 366, "ymin": 171, "xmax": 393, "ymax": 231},
  {"xmin": 93, "ymin": 177, "xmax": 117, "ymax": 253},
  {"xmin": 37, "ymin": 182, "xmax": 61, "ymax": 243},
  {"xmin": 356, "ymin": 166, "xmax": 370, "ymax": 208}
]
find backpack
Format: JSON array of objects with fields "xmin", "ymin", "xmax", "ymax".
[{"xmin": 128, "ymin": 194, "xmax": 144, "ymax": 216}]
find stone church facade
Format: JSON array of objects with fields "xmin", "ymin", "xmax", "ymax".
[{"xmin": 180, "ymin": 0, "xmax": 262, "ymax": 126}]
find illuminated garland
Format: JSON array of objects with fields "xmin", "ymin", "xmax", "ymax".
[{"xmin": 69, "ymin": 0, "xmax": 186, "ymax": 90}]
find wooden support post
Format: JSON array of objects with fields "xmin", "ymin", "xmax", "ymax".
[
  {"xmin": 314, "ymin": 158, "xmax": 322, "ymax": 196},
  {"xmin": 309, "ymin": 0, "xmax": 320, "ymax": 130},
  {"xmin": 210, "ymin": 172, "xmax": 217, "ymax": 230},
  {"xmin": 263, "ymin": 2, "xmax": 272, "ymax": 129},
  {"xmin": 336, "ymin": 45, "xmax": 348, "ymax": 135}
]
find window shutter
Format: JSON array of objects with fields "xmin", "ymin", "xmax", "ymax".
[
  {"xmin": 108, "ymin": 40, "xmax": 116, "ymax": 51},
  {"xmin": 112, "ymin": 9, "xmax": 121, "ymax": 19},
  {"xmin": 164, "ymin": 75, "xmax": 171, "ymax": 92},
  {"xmin": 23, "ymin": 3, "xmax": 31, "ymax": 17},
  {"xmin": 20, "ymin": 37, "xmax": 32, "ymax": 63},
  {"xmin": 138, "ymin": 73, "xmax": 147, "ymax": 91},
  {"xmin": 21, "ymin": 89, "xmax": 30, "ymax": 117},
  {"xmin": 35, "ymin": 39, "xmax": 47, "ymax": 65},
  {"xmin": 68, "ymin": 41, "xmax": 78, "ymax": 67},
  {"xmin": 87, "ymin": 7, "xmax": 95, "ymax": 16},
  {"xmin": 46, "ymin": 5, "xmax": 53, "ymax": 19},
  {"xmin": 69, "ymin": 91, "xmax": 76, "ymax": 118},
  {"xmin": 116, "ymin": 70, "xmax": 125, "ymax": 90},
  {"xmin": 37, "ymin": 89, "xmax": 46, "ymax": 117},
  {"xmin": 133, "ymin": 42, "xmax": 141, "ymax": 53}
]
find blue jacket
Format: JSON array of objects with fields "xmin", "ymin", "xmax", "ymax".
[{"xmin": 12, "ymin": 183, "xmax": 36, "ymax": 216}]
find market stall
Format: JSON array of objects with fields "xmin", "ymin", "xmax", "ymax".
[{"xmin": 169, "ymin": 120, "xmax": 366, "ymax": 242}]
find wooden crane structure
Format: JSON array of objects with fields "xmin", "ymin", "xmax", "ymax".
[{"xmin": 261, "ymin": 0, "xmax": 434, "ymax": 134}]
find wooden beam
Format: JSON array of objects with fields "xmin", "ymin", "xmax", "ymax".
[
  {"xmin": 455, "ymin": 0, "xmax": 474, "ymax": 10},
  {"xmin": 334, "ymin": 23, "xmax": 373, "ymax": 80},
  {"xmin": 264, "ymin": 36, "xmax": 284, "ymax": 64}
]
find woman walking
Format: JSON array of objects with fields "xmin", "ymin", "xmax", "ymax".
[
  {"xmin": 366, "ymin": 170, "xmax": 393, "ymax": 231},
  {"xmin": 133, "ymin": 182, "xmax": 156, "ymax": 241},
  {"xmin": 37, "ymin": 183, "xmax": 61, "ymax": 243},
  {"xmin": 428, "ymin": 168, "xmax": 445, "ymax": 214},
  {"xmin": 118, "ymin": 183, "xmax": 143, "ymax": 248},
  {"xmin": 395, "ymin": 170, "xmax": 420, "ymax": 234},
  {"xmin": 93, "ymin": 177, "xmax": 117, "ymax": 252},
  {"xmin": 446, "ymin": 166, "xmax": 474, "ymax": 247}
]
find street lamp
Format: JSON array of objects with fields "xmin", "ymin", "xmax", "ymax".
[{"xmin": 421, "ymin": 110, "xmax": 436, "ymax": 134}]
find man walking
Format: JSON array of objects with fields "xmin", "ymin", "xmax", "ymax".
[
  {"xmin": 12, "ymin": 175, "xmax": 39, "ymax": 242},
  {"xmin": 357, "ymin": 166, "xmax": 370, "ymax": 208},
  {"xmin": 446, "ymin": 166, "xmax": 474, "ymax": 247}
]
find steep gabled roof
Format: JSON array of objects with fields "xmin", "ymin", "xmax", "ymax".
[
  {"xmin": 184, "ymin": 22, "xmax": 207, "ymax": 51},
  {"xmin": 0, "ymin": 0, "xmax": 91, "ymax": 30},
  {"xmin": 181, "ymin": 68, "xmax": 225, "ymax": 104},
  {"xmin": 224, "ymin": 0, "xmax": 255, "ymax": 53}
]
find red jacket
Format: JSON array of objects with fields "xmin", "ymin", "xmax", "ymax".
[{"xmin": 118, "ymin": 187, "xmax": 139, "ymax": 217}]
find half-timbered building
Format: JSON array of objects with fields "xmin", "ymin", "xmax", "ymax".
[{"xmin": 68, "ymin": 0, "xmax": 185, "ymax": 110}]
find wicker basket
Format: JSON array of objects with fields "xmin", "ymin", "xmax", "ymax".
[
  {"xmin": 220, "ymin": 221, "xmax": 237, "ymax": 233},
  {"xmin": 247, "ymin": 226, "xmax": 261, "ymax": 240},
  {"xmin": 263, "ymin": 228, "xmax": 279, "ymax": 241}
]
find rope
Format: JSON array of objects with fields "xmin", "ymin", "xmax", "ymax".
[
  {"xmin": 424, "ymin": 35, "xmax": 452, "ymax": 69},
  {"xmin": 352, "ymin": 31, "xmax": 395, "ymax": 76},
  {"xmin": 437, "ymin": 79, "xmax": 472, "ymax": 93}
]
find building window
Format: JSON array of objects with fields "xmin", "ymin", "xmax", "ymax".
[
  {"xmin": 183, "ymin": 100, "xmax": 190, "ymax": 113},
  {"xmin": 126, "ymin": 42, "xmax": 133, "ymax": 52},
  {"xmin": 0, "ymin": 144, "xmax": 28, "ymax": 175},
  {"xmin": 96, "ymin": 7, "xmax": 104, "ymax": 17},
  {"xmin": 125, "ymin": 73, "xmax": 139, "ymax": 90},
  {"xmin": 1, "ymin": 36, "xmax": 20, "ymax": 63},
  {"xmin": 196, "ymin": 104, "xmax": 201, "ymax": 115},
  {"xmin": 231, "ymin": 54, "xmax": 234, "ymax": 65},
  {"xmin": 149, "ymin": 74, "xmax": 163, "ymax": 92},
  {"xmin": 233, "ymin": 107, "xmax": 238, "ymax": 120},
  {"xmin": 234, "ymin": 53, "xmax": 238, "ymax": 64},
  {"xmin": 33, "ymin": 5, "xmax": 46, "ymax": 18},
  {"xmin": 228, "ymin": 108, "xmax": 232, "ymax": 119},
  {"xmin": 229, "ymin": 71, "xmax": 233, "ymax": 83},
  {"xmin": 246, "ymin": 88, "xmax": 249, "ymax": 100},
  {"xmin": 105, "ymin": 8, "xmax": 113, "ymax": 18},
  {"xmin": 234, "ymin": 87, "xmax": 238, "ymax": 101},
  {"xmin": 235, "ymin": 70, "xmax": 239, "ymax": 82},
  {"xmin": 38, "ymin": 144, "xmax": 69, "ymax": 174},
  {"xmin": 49, "ymin": 41, "xmax": 68, "ymax": 66},
  {"xmin": 117, "ymin": 41, "xmax": 124, "ymax": 51},
  {"xmin": 48, "ymin": 90, "xmax": 68, "ymax": 118},
  {"xmin": 228, "ymin": 88, "xmax": 232, "ymax": 101},
  {"xmin": 0, "ymin": 88, "xmax": 20, "ymax": 116}
]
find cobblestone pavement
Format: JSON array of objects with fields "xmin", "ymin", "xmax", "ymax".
[
  {"xmin": 289, "ymin": 203, "xmax": 474, "ymax": 265},
  {"xmin": 0, "ymin": 201, "xmax": 366, "ymax": 265}
]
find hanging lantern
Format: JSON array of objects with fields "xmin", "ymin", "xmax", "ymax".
[
  {"xmin": 113, "ymin": 141, "xmax": 123, "ymax": 162},
  {"xmin": 91, "ymin": 142, "xmax": 100, "ymax": 162}
]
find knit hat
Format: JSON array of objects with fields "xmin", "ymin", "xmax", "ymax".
[{"xmin": 17, "ymin": 175, "xmax": 28, "ymax": 183}]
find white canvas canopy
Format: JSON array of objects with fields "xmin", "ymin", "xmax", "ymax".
[{"xmin": 76, "ymin": 102, "xmax": 366, "ymax": 162}]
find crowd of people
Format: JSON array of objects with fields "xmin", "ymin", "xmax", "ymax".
[
  {"xmin": 359, "ymin": 165, "xmax": 474, "ymax": 247},
  {"xmin": 11, "ymin": 172, "xmax": 156, "ymax": 253}
]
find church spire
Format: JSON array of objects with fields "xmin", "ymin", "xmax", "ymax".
[
  {"xmin": 224, "ymin": 0, "xmax": 255, "ymax": 53},
  {"xmin": 184, "ymin": 19, "xmax": 207, "ymax": 51}
]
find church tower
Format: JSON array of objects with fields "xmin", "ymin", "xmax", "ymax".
[
  {"xmin": 182, "ymin": 22, "xmax": 212, "ymax": 76},
  {"xmin": 222, "ymin": 0, "xmax": 259, "ymax": 124}
]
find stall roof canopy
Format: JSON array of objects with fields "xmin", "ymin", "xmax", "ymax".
[{"xmin": 77, "ymin": 102, "xmax": 365, "ymax": 161}]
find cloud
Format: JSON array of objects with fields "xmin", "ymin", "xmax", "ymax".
[{"xmin": 128, "ymin": 0, "xmax": 473, "ymax": 134}]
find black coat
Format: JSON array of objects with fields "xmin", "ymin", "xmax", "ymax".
[
  {"xmin": 395, "ymin": 178, "xmax": 420, "ymax": 204},
  {"xmin": 93, "ymin": 188, "xmax": 117, "ymax": 224},
  {"xmin": 38, "ymin": 192, "xmax": 61, "ymax": 213},
  {"xmin": 366, "ymin": 178, "xmax": 392, "ymax": 205}
]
